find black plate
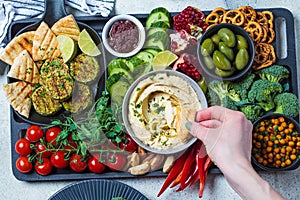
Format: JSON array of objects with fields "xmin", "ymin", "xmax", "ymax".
[
  {"xmin": 10, "ymin": 8, "xmax": 299, "ymax": 181},
  {"xmin": 7, "ymin": 0, "xmax": 107, "ymax": 126},
  {"xmin": 48, "ymin": 179, "xmax": 148, "ymax": 200}
]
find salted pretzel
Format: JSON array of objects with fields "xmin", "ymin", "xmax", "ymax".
[
  {"xmin": 260, "ymin": 26, "xmax": 268, "ymax": 43},
  {"xmin": 244, "ymin": 21, "xmax": 263, "ymax": 43},
  {"xmin": 254, "ymin": 43, "xmax": 271, "ymax": 64},
  {"xmin": 262, "ymin": 11, "xmax": 274, "ymax": 29},
  {"xmin": 266, "ymin": 28, "xmax": 275, "ymax": 43},
  {"xmin": 205, "ymin": 12, "xmax": 220, "ymax": 26},
  {"xmin": 222, "ymin": 10, "xmax": 245, "ymax": 26},
  {"xmin": 253, "ymin": 43, "xmax": 276, "ymax": 70},
  {"xmin": 237, "ymin": 6, "xmax": 257, "ymax": 24},
  {"xmin": 212, "ymin": 7, "xmax": 227, "ymax": 15}
]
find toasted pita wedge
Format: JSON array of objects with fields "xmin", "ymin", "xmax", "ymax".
[
  {"xmin": 51, "ymin": 15, "xmax": 80, "ymax": 41},
  {"xmin": 0, "ymin": 31, "xmax": 35, "ymax": 65},
  {"xmin": 3, "ymin": 81, "xmax": 33, "ymax": 118},
  {"xmin": 32, "ymin": 22, "xmax": 61, "ymax": 61},
  {"xmin": 7, "ymin": 50, "xmax": 40, "ymax": 84}
]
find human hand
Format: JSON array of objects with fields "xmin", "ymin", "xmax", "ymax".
[{"xmin": 187, "ymin": 106, "xmax": 284, "ymax": 200}]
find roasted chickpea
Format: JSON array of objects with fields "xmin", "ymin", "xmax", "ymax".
[
  {"xmin": 259, "ymin": 126, "xmax": 265, "ymax": 132},
  {"xmin": 278, "ymin": 117, "xmax": 285, "ymax": 123},
  {"xmin": 267, "ymin": 141, "xmax": 273, "ymax": 147},
  {"xmin": 278, "ymin": 126, "xmax": 284, "ymax": 132},
  {"xmin": 255, "ymin": 142, "xmax": 262, "ymax": 148},
  {"xmin": 268, "ymin": 153, "xmax": 273, "ymax": 159},
  {"xmin": 274, "ymin": 148, "xmax": 280, "ymax": 153},
  {"xmin": 275, "ymin": 154, "xmax": 281, "ymax": 160},
  {"xmin": 275, "ymin": 160, "xmax": 281, "ymax": 165},
  {"xmin": 279, "ymin": 139, "xmax": 286, "ymax": 145},
  {"xmin": 266, "ymin": 147, "xmax": 272, "ymax": 152},
  {"xmin": 290, "ymin": 154, "xmax": 297, "ymax": 160},
  {"xmin": 288, "ymin": 141, "xmax": 295, "ymax": 147},
  {"xmin": 258, "ymin": 157, "xmax": 263, "ymax": 163},
  {"xmin": 263, "ymin": 160, "xmax": 268, "ymax": 166},
  {"xmin": 288, "ymin": 123, "xmax": 294, "ymax": 129},
  {"xmin": 297, "ymin": 142, "xmax": 300, "ymax": 147},
  {"xmin": 260, "ymin": 121, "xmax": 265, "ymax": 126},
  {"xmin": 284, "ymin": 129, "xmax": 290, "ymax": 134},
  {"xmin": 281, "ymin": 162, "xmax": 286, "ymax": 168},
  {"xmin": 280, "ymin": 148, "xmax": 286, "ymax": 154},
  {"xmin": 285, "ymin": 159, "xmax": 292, "ymax": 166},
  {"xmin": 257, "ymin": 135, "xmax": 263, "ymax": 141}
]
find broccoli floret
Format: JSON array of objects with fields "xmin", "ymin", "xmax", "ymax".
[
  {"xmin": 232, "ymin": 73, "xmax": 256, "ymax": 100},
  {"xmin": 221, "ymin": 96, "xmax": 238, "ymax": 110},
  {"xmin": 274, "ymin": 93, "xmax": 300, "ymax": 118},
  {"xmin": 208, "ymin": 80, "xmax": 241, "ymax": 103},
  {"xmin": 207, "ymin": 89, "xmax": 220, "ymax": 106},
  {"xmin": 240, "ymin": 104, "xmax": 263, "ymax": 122},
  {"xmin": 256, "ymin": 65, "xmax": 289, "ymax": 83},
  {"xmin": 248, "ymin": 79, "xmax": 283, "ymax": 111}
]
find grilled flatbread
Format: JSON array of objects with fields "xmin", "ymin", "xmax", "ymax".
[
  {"xmin": 32, "ymin": 22, "xmax": 61, "ymax": 61},
  {"xmin": 3, "ymin": 81, "xmax": 33, "ymax": 118},
  {"xmin": 0, "ymin": 31, "xmax": 35, "ymax": 65},
  {"xmin": 7, "ymin": 50, "xmax": 40, "ymax": 84},
  {"xmin": 51, "ymin": 14, "xmax": 80, "ymax": 41}
]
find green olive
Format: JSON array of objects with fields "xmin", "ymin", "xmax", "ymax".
[
  {"xmin": 197, "ymin": 77, "xmax": 208, "ymax": 94},
  {"xmin": 218, "ymin": 42, "xmax": 235, "ymax": 61},
  {"xmin": 203, "ymin": 55, "xmax": 215, "ymax": 70},
  {"xmin": 235, "ymin": 48, "xmax": 249, "ymax": 70},
  {"xmin": 213, "ymin": 50, "xmax": 232, "ymax": 71},
  {"xmin": 211, "ymin": 34, "xmax": 220, "ymax": 45},
  {"xmin": 214, "ymin": 67, "xmax": 235, "ymax": 77},
  {"xmin": 217, "ymin": 28, "xmax": 236, "ymax": 47},
  {"xmin": 236, "ymin": 35, "xmax": 248, "ymax": 49},
  {"xmin": 201, "ymin": 38, "xmax": 214, "ymax": 56}
]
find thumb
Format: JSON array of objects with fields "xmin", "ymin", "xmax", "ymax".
[{"xmin": 186, "ymin": 121, "xmax": 209, "ymax": 142}]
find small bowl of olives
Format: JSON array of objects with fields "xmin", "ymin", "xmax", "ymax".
[
  {"xmin": 251, "ymin": 113, "xmax": 300, "ymax": 171},
  {"xmin": 197, "ymin": 23, "xmax": 255, "ymax": 81}
]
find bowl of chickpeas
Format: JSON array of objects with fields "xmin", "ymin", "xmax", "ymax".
[{"xmin": 251, "ymin": 114, "xmax": 300, "ymax": 171}]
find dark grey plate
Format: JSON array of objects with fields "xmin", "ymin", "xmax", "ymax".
[{"xmin": 48, "ymin": 179, "xmax": 148, "ymax": 200}]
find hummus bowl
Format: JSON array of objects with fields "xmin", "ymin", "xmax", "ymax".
[{"xmin": 122, "ymin": 70, "xmax": 208, "ymax": 154}]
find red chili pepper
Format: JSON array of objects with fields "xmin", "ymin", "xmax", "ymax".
[
  {"xmin": 170, "ymin": 169, "xmax": 183, "ymax": 188},
  {"xmin": 179, "ymin": 145, "xmax": 197, "ymax": 186},
  {"xmin": 176, "ymin": 162, "xmax": 197, "ymax": 192},
  {"xmin": 199, "ymin": 156, "xmax": 212, "ymax": 198},
  {"xmin": 157, "ymin": 149, "xmax": 189, "ymax": 197}
]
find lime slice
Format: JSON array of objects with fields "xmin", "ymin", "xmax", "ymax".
[
  {"xmin": 78, "ymin": 29, "xmax": 101, "ymax": 56},
  {"xmin": 57, "ymin": 35, "xmax": 77, "ymax": 63},
  {"xmin": 152, "ymin": 50, "xmax": 178, "ymax": 70}
]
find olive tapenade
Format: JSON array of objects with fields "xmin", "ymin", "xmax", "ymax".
[{"xmin": 108, "ymin": 20, "xmax": 139, "ymax": 53}]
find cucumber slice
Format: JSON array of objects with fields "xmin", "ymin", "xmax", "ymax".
[
  {"xmin": 146, "ymin": 7, "xmax": 170, "ymax": 28},
  {"xmin": 144, "ymin": 48, "xmax": 160, "ymax": 56},
  {"xmin": 125, "ymin": 57, "xmax": 145, "ymax": 72},
  {"xmin": 106, "ymin": 73, "xmax": 125, "ymax": 92},
  {"xmin": 133, "ymin": 63, "xmax": 152, "ymax": 79},
  {"xmin": 147, "ymin": 28, "xmax": 169, "ymax": 43},
  {"xmin": 110, "ymin": 81, "xmax": 130, "ymax": 105},
  {"xmin": 149, "ymin": 21, "xmax": 170, "ymax": 29},
  {"xmin": 144, "ymin": 38, "xmax": 165, "ymax": 51},
  {"xmin": 150, "ymin": 7, "xmax": 170, "ymax": 16},
  {"xmin": 108, "ymin": 59, "xmax": 130, "ymax": 74},
  {"xmin": 135, "ymin": 51, "xmax": 154, "ymax": 64},
  {"xmin": 109, "ymin": 67, "xmax": 133, "ymax": 83},
  {"xmin": 146, "ymin": 13, "xmax": 170, "ymax": 28}
]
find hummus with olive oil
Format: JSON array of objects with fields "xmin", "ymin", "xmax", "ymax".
[{"xmin": 128, "ymin": 72, "xmax": 201, "ymax": 150}]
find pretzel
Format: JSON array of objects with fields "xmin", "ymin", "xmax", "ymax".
[
  {"xmin": 262, "ymin": 11, "xmax": 274, "ymax": 29},
  {"xmin": 253, "ymin": 43, "xmax": 276, "ymax": 70},
  {"xmin": 256, "ymin": 12, "xmax": 269, "ymax": 27},
  {"xmin": 205, "ymin": 12, "xmax": 220, "ymax": 26},
  {"xmin": 260, "ymin": 26, "xmax": 268, "ymax": 43},
  {"xmin": 266, "ymin": 28, "xmax": 275, "ymax": 43},
  {"xmin": 212, "ymin": 7, "xmax": 227, "ymax": 15},
  {"xmin": 244, "ymin": 21, "xmax": 263, "ymax": 43},
  {"xmin": 237, "ymin": 6, "xmax": 257, "ymax": 24},
  {"xmin": 222, "ymin": 10, "xmax": 245, "ymax": 26},
  {"xmin": 254, "ymin": 43, "xmax": 271, "ymax": 64}
]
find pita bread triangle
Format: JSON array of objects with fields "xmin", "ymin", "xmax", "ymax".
[
  {"xmin": 2, "ymin": 81, "xmax": 33, "ymax": 118},
  {"xmin": 0, "ymin": 31, "xmax": 35, "ymax": 65},
  {"xmin": 51, "ymin": 14, "xmax": 80, "ymax": 41},
  {"xmin": 7, "ymin": 50, "xmax": 40, "ymax": 84},
  {"xmin": 32, "ymin": 22, "xmax": 61, "ymax": 61}
]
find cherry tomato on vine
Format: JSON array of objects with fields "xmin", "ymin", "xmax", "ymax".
[
  {"xmin": 106, "ymin": 152, "xmax": 127, "ymax": 171},
  {"xmin": 69, "ymin": 154, "xmax": 87, "ymax": 173},
  {"xmin": 15, "ymin": 138, "xmax": 32, "ymax": 156},
  {"xmin": 119, "ymin": 134, "xmax": 138, "ymax": 153},
  {"xmin": 63, "ymin": 135, "xmax": 77, "ymax": 150},
  {"xmin": 26, "ymin": 125, "xmax": 44, "ymax": 142},
  {"xmin": 35, "ymin": 158, "xmax": 52, "ymax": 176},
  {"xmin": 35, "ymin": 142, "xmax": 51, "ymax": 158},
  {"xmin": 50, "ymin": 151, "xmax": 69, "ymax": 169},
  {"xmin": 88, "ymin": 155, "xmax": 106, "ymax": 173},
  {"xmin": 46, "ymin": 127, "xmax": 61, "ymax": 146},
  {"xmin": 16, "ymin": 156, "xmax": 33, "ymax": 173}
]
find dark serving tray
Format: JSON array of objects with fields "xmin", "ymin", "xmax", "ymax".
[{"xmin": 9, "ymin": 8, "xmax": 298, "ymax": 181}]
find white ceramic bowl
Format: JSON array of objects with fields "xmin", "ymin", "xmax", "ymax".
[
  {"xmin": 102, "ymin": 14, "xmax": 146, "ymax": 57},
  {"xmin": 122, "ymin": 70, "xmax": 208, "ymax": 155}
]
